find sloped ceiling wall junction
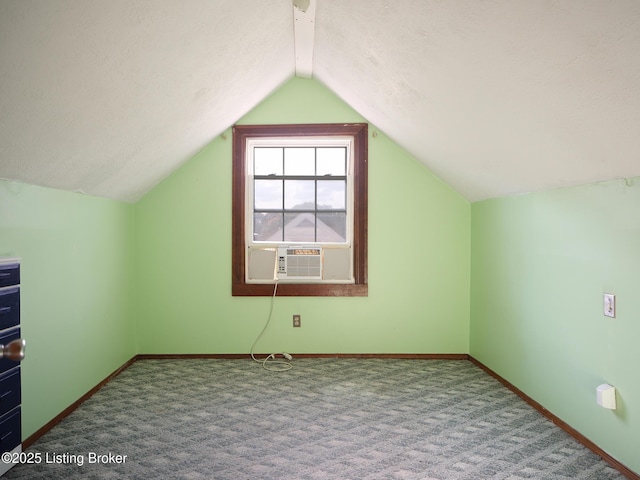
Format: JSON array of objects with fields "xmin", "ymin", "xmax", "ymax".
[{"xmin": 1, "ymin": 1, "xmax": 640, "ymax": 203}]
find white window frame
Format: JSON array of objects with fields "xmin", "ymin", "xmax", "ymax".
[{"xmin": 245, "ymin": 137, "xmax": 355, "ymax": 284}]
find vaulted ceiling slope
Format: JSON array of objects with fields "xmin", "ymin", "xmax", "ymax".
[{"xmin": 2, "ymin": 1, "xmax": 640, "ymax": 203}]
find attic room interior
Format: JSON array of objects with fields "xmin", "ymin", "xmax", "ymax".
[{"xmin": 1, "ymin": 0, "xmax": 639, "ymax": 478}]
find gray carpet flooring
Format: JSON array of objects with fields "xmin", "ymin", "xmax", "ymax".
[{"xmin": 4, "ymin": 359, "xmax": 627, "ymax": 479}]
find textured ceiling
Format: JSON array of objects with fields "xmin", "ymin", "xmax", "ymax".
[
  {"xmin": 2, "ymin": 1, "xmax": 640, "ymax": 203},
  {"xmin": 0, "ymin": 0, "xmax": 294, "ymax": 202}
]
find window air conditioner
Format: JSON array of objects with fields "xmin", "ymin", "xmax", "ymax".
[
  {"xmin": 246, "ymin": 246, "xmax": 352, "ymax": 283},
  {"xmin": 277, "ymin": 247, "xmax": 322, "ymax": 280}
]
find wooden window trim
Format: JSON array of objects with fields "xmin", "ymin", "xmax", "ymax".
[{"xmin": 232, "ymin": 123, "xmax": 368, "ymax": 296}]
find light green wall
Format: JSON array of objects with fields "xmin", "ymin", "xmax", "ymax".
[
  {"xmin": 0, "ymin": 180, "xmax": 136, "ymax": 439},
  {"xmin": 470, "ymin": 177, "xmax": 640, "ymax": 473},
  {"xmin": 134, "ymin": 77, "xmax": 471, "ymax": 354}
]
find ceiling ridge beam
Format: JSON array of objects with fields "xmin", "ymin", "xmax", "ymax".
[{"xmin": 293, "ymin": 0, "xmax": 316, "ymax": 78}]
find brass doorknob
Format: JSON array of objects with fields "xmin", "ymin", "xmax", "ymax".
[{"xmin": 0, "ymin": 338, "xmax": 26, "ymax": 361}]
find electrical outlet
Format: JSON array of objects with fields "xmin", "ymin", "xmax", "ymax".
[
  {"xmin": 293, "ymin": 314, "xmax": 301, "ymax": 327},
  {"xmin": 604, "ymin": 294, "xmax": 615, "ymax": 318}
]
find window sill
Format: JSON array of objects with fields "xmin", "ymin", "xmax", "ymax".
[{"xmin": 232, "ymin": 283, "xmax": 368, "ymax": 297}]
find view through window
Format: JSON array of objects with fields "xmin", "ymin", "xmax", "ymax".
[{"xmin": 253, "ymin": 146, "xmax": 348, "ymax": 244}]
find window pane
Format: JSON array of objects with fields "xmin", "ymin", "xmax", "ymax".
[
  {"xmin": 254, "ymin": 212, "xmax": 283, "ymax": 241},
  {"xmin": 284, "ymin": 180, "xmax": 315, "ymax": 210},
  {"xmin": 284, "ymin": 212, "xmax": 316, "ymax": 242},
  {"xmin": 284, "ymin": 148, "xmax": 315, "ymax": 176},
  {"xmin": 254, "ymin": 148, "xmax": 283, "ymax": 175},
  {"xmin": 317, "ymin": 212, "xmax": 347, "ymax": 242},
  {"xmin": 254, "ymin": 180, "xmax": 282, "ymax": 209},
  {"xmin": 317, "ymin": 180, "xmax": 345, "ymax": 210},
  {"xmin": 317, "ymin": 147, "xmax": 346, "ymax": 176}
]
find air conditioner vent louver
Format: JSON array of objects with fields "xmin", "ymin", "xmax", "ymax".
[{"xmin": 278, "ymin": 247, "xmax": 321, "ymax": 279}]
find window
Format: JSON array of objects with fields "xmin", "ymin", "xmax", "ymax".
[
  {"xmin": 252, "ymin": 145, "xmax": 348, "ymax": 244},
  {"xmin": 232, "ymin": 123, "xmax": 368, "ymax": 296}
]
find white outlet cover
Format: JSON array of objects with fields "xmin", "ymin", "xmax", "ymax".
[{"xmin": 604, "ymin": 294, "xmax": 615, "ymax": 318}]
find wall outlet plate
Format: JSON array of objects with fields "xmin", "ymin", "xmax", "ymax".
[
  {"xmin": 603, "ymin": 294, "xmax": 615, "ymax": 318},
  {"xmin": 293, "ymin": 314, "xmax": 301, "ymax": 327}
]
